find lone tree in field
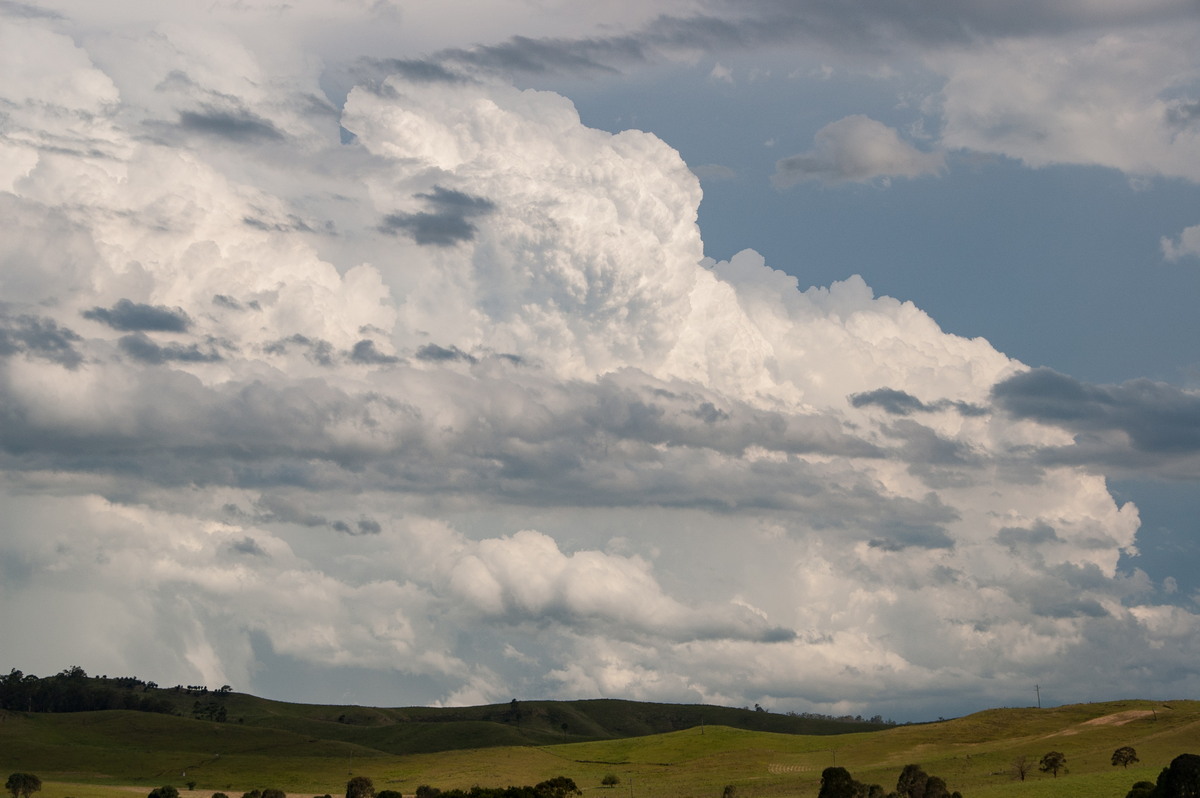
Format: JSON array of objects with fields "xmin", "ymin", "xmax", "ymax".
[
  {"xmin": 5, "ymin": 774, "xmax": 41, "ymax": 798},
  {"xmin": 1113, "ymin": 746, "xmax": 1140, "ymax": 769},
  {"xmin": 148, "ymin": 786, "xmax": 179, "ymax": 798},
  {"xmin": 1012, "ymin": 755, "xmax": 1033, "ymax": 781},
  {"xmin": 600, "ymin": 776, "xmax": 620, "ymax": 788},
  {"xmin": 1040, "ymin": 751, "xmax": 1067, "ymax": 778}
]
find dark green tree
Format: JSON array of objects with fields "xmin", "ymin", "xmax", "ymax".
[
  {"xmin": 148, "ymin": 786, "xmax": 179, "ymax": 798},
  {"xmin": 1151, "ymin": 753, "xmax": 1200, "ymax": 797},
  {"xmin": 818, "ymin": 767, "xmax": 859, "ymax": 798},
  {"xmin": 896, "ymin": 764, "xmax": 929, "ymax": 798},
  {"xmin": 346, "ymin": 778, "xmax": 375, "ymax": 798},
  {"xmin": 261, "ymin": 789, "xmax": 285, "ymax": 798},
  {"xmin": 1114, "ymin": 747, "xmax": 1141, "ymax": 769},
  {"xmin": 376, "ymin": 791, "xmax": 402, "ymax": 798},
  {"xmin": 922, "ymin": 776, "xmax": 950, "ymax": 798},
  {"xmin": 600, "ymin": 776, "xmax": 619, "ymax": 788},
  {"xmin": 1039, "ymin": 751, "xmax": 1067, "ymax": 778},
  {"xmin": 1126, "ymin": 781, "xmax": 1156, "ymax": 798},
  {"xmin": 5, "ymin": 773, "xmax": 41, "ymax": 798},
  {"xmin": 533, "ymin": 777, "xmax": 579, "ymax": 798}
]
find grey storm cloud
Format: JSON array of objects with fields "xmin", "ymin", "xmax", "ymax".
[
  {"xmin": 0, "ymin": 313, "xmax": 84, "ymax": 368},
  {"xmin": 0, "ymin": 0, "xmax": 61, "ymax": 19},
  {"xmin": 850, "ymin": 387, "xmax": 986, "ymax": 417},
  {"xmin": 242, "ymin": 215, "xmax": 316, "ymax": 233},
  {"xmin": 333, "ymin": 518, "xmax": 382, "ymax": 536},
  {"xmin": 439, "ymin": 34, "xmax": 637, "ymax": 75},
  {"xmin": 212, "ymin": 294, "xmax": 262, "ymax": 312},
  {"xmin": 364, "ymin": 58, "xmax": 471, "ymax": 84},
  {"xmin": 264, "ymin": 334, "xmax": 335, "ymax": 366},
  {"xmin": 996, "ymin": 522, "xmax": 1061, "ymax": 549},
  {"xmin": 229, "ymin": 536, "xmax": 267, "ymax": 556},
  {"xmin": 380, "ymin": 186, "xmax": 496, "ymax": 246},
  {"xmin": 415, "ymin": 343, "xmax": 476, "ymax": 364},
  {"xmin": 425, "ymin": 0, "xmax": 1199, "ymax": 82},
  {"xmin": 251, "ymin": 495, "xmax": 329, "ymax": 527},
  {"xmin": 349, "ymin": 339, "xmax": 401, "ymax": 365},
  {"xmin": 177, "ymin": 107, "xmax": 285, "ymax": 143},
  {"xmin": 119, "ymin": 333, "xmax": 223, "ymax": 364},
  {"xmin": 992, "ymin": 368, "xmax": 1200, "ymax": 455},
  {"xmin": 868, "ymin": 521, "xmax": 955, "ymax": 551},
  {"xmin": 1166, "ymin": 100, "xmax": 1200, "ymax": 128},
  {"xmin": 0, "ymin": 353, "xmax": 903, "ymax": 510},
  {"xmin": 83, "ymin": 299, "xmax": 191, "ymax": 332}
]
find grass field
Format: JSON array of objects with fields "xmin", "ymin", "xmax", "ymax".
[{"xmin": 3, "ymin": 698, "xmax": 1197, "ymax": 798}]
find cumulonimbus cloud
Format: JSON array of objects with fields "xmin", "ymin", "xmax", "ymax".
[{"xmin": 0, "ymin": 3, "xmax": 1196, "ymax": 720}]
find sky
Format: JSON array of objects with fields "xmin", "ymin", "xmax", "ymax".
[{"xmin": 1, "ymin": 0, "xmax": 1199, "ymax": 723}]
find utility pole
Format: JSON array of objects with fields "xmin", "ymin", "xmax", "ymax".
[{"xmin": 1035, "ymin": 685, "xmax": 1041, "ymax": 709}]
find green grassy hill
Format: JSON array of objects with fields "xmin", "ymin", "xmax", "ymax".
[
  {"xmin": 2, "ymin": 693, "xmax": 1197, "ymax": 798},
  {"xmin": 212, "ymin": 694, "xmax": 887, "ymax": 751}
]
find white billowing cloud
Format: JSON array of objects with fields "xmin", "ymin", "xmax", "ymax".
[
  {"xmin": 1162, "ymin": 223, "xmax": 1200, "ymax": 261},
  {"xmin": 343, "ymin": 73, "xmax": 713, "ymax": 382},
  {"xmin": 933, "ymin": 28, "xmax": 1200, "ymax": 180},
  {"xmin": 2, "ymin": 2, "xmax": 1199, "ymax": 720},
  {"xmin": 772, "ymin": 115, "xmax": 945, "ymax": 187}
]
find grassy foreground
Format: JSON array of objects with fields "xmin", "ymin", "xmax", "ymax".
[{"xmin": 3, "ymin": 699, "xmax": 1198, "ymax": 798}]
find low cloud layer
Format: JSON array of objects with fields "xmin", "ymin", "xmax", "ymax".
[
  {"xmin": 0, "ymin": 1, "xmax": 1197, "ymax": 721},
  {"xmin": 993, "ymin": 368, "xmax": 1200, "ymax": 478}
]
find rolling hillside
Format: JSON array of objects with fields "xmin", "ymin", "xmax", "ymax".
[{"xmin": 1, "ymin": 684, "xmax": 1196, "ymax": 798}]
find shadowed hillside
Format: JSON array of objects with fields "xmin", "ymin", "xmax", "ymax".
[{"xmin": 0, "ymin": 668, "xmax": 887, "ymax": 756}]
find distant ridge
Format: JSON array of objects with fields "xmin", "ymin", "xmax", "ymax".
[{"xmin": 0, "ymin": 667, "xmax": 888, "ymax": 755}]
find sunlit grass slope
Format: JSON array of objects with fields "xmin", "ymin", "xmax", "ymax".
[{"xmin": 4, "ymin": 699, "xmax": 1198, "ymax": 798}]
